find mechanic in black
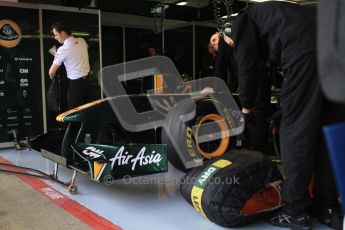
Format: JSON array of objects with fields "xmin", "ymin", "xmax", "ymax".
[
  {"xmin": 200, "ymin": 42, "xmax": 217, "ymax": 78},
  {"xmin": 211, "ymin": 32, "xmax": 271, "ymax": 151},
  {"xmin": 213, "ymin": 34, "xmax": 238, "ymax": 93},
  {"xmin": 210, "ymin": 32, "xmax": 238, "ymax": 93},
  {"xmin": 222, "ymin": 1, "xmax": 342, "ymax": 229}
]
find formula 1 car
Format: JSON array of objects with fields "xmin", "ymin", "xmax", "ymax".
[{"xmin": 25, "ymin": 56, "xmax": 244, "ymax": 193}]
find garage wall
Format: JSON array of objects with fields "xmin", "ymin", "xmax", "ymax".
[
  {"xmin": 0, "ymin": 1, "xmax": 216, "ymax": 148},
  {"xmin": 0, "ymin": 2, "xmax": 101, "ymax": 148}
]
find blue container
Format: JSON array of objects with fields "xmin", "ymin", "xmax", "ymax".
[{"xmin": 323, "ymin": 123, "xmax": 345, "ymax": 211}]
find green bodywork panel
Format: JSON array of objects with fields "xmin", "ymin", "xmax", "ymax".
[
  {"xmin": 72, "ymin": 143, "xmax": 168, "ymax": 182},
  {"xmin": 62, "ymin": 96, "xmax": 155, "ymax": 123},
  {"xmin": 62, "ymin": 99, "xmax": 117, "ymax": 123}
]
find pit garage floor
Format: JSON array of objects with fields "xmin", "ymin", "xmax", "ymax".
[{"xmin": 0, "ymin": 148, "xmax": 335, "ymax": 230}]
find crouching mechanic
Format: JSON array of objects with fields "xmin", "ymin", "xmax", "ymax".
[
  {"xmin": 49, "ymin": 21, "xmax": 90, "ymax": 163},
  {"xmin": 222, "ymin": 2, "xmax": 343, "ymax": 229}
]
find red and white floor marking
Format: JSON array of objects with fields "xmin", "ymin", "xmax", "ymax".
[{"xmin": 0, "ymin": 157, "xmax": 122, "ymax": 230}]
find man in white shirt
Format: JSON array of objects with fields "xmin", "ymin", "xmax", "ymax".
[{"xmin": 49, "ymin": 21, "xmax": 90, "ymax": 163}]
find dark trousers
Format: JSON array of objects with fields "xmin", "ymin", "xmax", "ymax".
[
  {"xmin": 242, "ymin": 71, "xmax": 271, "ymax": 150},
  {"xmin": 280, "ymin": 53, "xmax": 340, "ymax": 215},
  {"xmin": 61, "ymin": 77, "xmax": 88, "ymax": 158}
]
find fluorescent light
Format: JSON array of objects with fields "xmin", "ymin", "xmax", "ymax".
[
  {"xmin": 72, "ymin": 32, "xmax": 90, "ymax": 37},
  {"xmin": 150, "ymin": 4, "xmax": 169, "ymax": 14},
  {"xmin": 249, "ymin": 0, "xmax": 273, "ymax": 2},
  {"xmin": 221, "ymin": 13, "xmax": 239, "ymax": 19},
  {"xmin": 176, "ymin": 1, "xmax": 188, "ymax": 6},
  {"xmin": 249, "ymin": 0, "xmax": 298, "ymax": 2}
]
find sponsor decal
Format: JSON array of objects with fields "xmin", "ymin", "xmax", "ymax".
[
  {"xmin": 0, "ymin": 90, "xmax": 4, "ymax": 96},
  {"xmin": 7, "ymin": 116, "xmax": 18, "ymax": 120},
  {"xmin": 197, "ymin": 166, "xmax": 217, "ymax": 186},
  {"xmin": 14, "ymin": 57, "xmax": 32, "ymax": 62},
  {"xmin": 0, "ymin": 80, "xmax": 4, "ymax": 84},
  {"xmin": 191, "ymin": 159, "xmax": 232, "ymax": 218},
  {"xmin": 24, "ymin": 108, "xmax": 31, "ymax": 113},
  {"xmin": 109, "ymin": 146, "xmax": 163, "ymax": 171},
  {"xmin": 84, "ymin": 133, "xmax": 91, "ymax": 144},
  {"xmin": 223, "ymin": 107, "xmax": 241, "ymax": 131},
  {"xmin": 7, "ymin": 109, "xmax": 18, "ymax": 114},
  {"xmin": 0, "ymin": 20, "xmax": 22, "ymax": 48},
  {"xmin": 82, "ymin": 146, "xmax": 104, "ymax": 159},
  {"xmin": 19, "ymin": 78, "xmax": 28, "ymax": 87},
  {"xmin": 41, "ymin": 188, "xmax": 63, "ymax": 200},
  {"xmin": 7, "ymin": 123, "xmax": 18, "ymax": 127},
  {"xmin": 19, "ymin": 68, "xmax": 29, "ymax": 74},
  {"xmin": 23, "ymin": 115, "xmax": 32, "ymax": 119},
  {"xmin": 0, "ymin": 69, "xmax": 3, "ymax": 73},
  {"xmin": 186, "ymin": 127, "xmax": 197, "ymax": 157},
  {"xmin": 22, "ymin": 89, "xmax": 27, "ymax": 98}
]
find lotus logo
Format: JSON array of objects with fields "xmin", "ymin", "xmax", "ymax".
[{"xmin": 0, "ymin": 20, "xmax": 22, "ymax": 48}]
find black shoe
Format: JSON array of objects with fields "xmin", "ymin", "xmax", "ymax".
[
  {"xmin": 311, "ymin": 205, "xmax": 343, "ymax": 230},
  {"xmin": 268, "ymin": 211, "xmax": 312, "ymax": 230}
]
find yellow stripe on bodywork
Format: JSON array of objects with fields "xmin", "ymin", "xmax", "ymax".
[
  {"xmin": 191, "ymin": 159, "xmax": 232, "ymax": 219},
  {"xmin": 56, "ymin": 98, "xmax": 106, "ymax": 122},
  {"xmin": 93, "ymin": 162, "xmax": 105, "ymax": 181}
]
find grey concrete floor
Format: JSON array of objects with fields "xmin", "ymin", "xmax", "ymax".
[{"xmin": 0, "ymin": 148, "xmax": 338, "ymax": 230}]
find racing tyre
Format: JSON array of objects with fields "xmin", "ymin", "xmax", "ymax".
[
  {"xmin": 161, "ymin": 96, "xmax": 236, "ymax": 171},
  {"xmin": 180, "ymin": 149, "xmax": 283, "ymax": 227}
]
